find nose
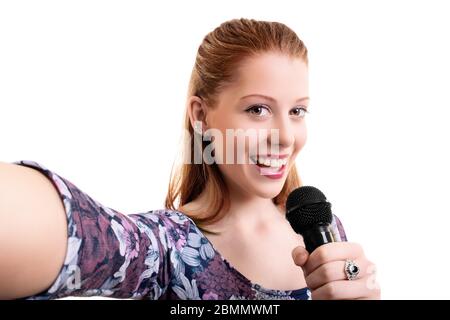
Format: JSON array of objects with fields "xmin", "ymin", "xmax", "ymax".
[{"xmin": 268, "ymin": 114, "xmax": 295, "ymax": 151}]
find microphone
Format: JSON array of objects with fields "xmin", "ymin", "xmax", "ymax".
[{"xmin": 285, "ymin": 186, "xmax": 338, "ymax": 253}]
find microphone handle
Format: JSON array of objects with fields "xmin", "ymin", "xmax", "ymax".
[{"xmin": 302, "ymin": 223, "xmax": 337, "ymax": 253}]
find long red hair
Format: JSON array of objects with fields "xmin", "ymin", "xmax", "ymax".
[{"xmin": 165, "ymin": 18, "xmax": 308, "ymax": 234}]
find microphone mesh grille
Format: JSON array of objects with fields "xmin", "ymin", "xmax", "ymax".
[{"xmin": 286, "ymin": 186, "xmax": 333, "ymax": 234}]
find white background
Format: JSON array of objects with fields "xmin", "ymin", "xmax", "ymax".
[{"xmin": 1, "ymin": 0, "xmax": 449, "ymax": 300}]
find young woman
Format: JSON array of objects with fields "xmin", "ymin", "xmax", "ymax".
[{"xmin": 0, "ymin": 18, "xmax": 380, "ymax": 300}]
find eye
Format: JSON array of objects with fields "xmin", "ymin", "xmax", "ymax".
[
  {"xmin": 290, "ymin": 106, "xmax": 309, "ymax": 117},
  {"xmin": 245, "ymin": 104, "xmax": 271, "ymax": 117}
]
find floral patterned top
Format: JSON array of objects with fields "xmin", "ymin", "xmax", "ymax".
[{"xmin": 13, "ymin": 160, "xmax": 347, "ymax": 300}]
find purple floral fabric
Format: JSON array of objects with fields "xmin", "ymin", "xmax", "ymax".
[{"xmin": 13, "ymin": 160, "xmax": 347, "ymax": 300}]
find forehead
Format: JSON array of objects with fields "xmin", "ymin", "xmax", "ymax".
[{"xmin": 233, "ymin": 53, "xmax": 309, "ymax": 93}]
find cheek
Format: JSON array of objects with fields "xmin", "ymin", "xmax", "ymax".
[
  {"xmin": 210, "ymin": 124, "xmax": 256, "ymax": 164},
  {"xmin": 297, "ymin": 124, "xmax": 307, "ymax": 148},
  {"xmin": 209, "ymin": 120, "xmax": 307, "ymax": 163},
  {"xmin": 290, "ymin": 123, "xmax": 307, "ymax": 161}
]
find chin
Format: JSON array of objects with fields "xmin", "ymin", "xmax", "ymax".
[
  {"xmin": 239, "ymin": 166, "xmax": 286, "ymax": 195},
  {"xmin": 249, "ymin": 182, "xmax": 285, "ymax": 199},
  {"xmin": 224, "ymin": 163, "xmax": 289, "ymax": 198},
  {"xmin": 256, "ymin": 190, "xmax": 282, "ymax": 200}
]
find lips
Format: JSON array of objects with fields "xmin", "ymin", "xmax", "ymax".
[
  {"xmin": 253, "ymin": 163, "xmax": 286, "ymax": 179},
  {"xmin": 247, "ymin": 153, "xmax": 291, "ymax": 179}
]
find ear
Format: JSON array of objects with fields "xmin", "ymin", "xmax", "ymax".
[{"xmin": 187, "ymin": 95, "xmax": 209, "ymax": 134}]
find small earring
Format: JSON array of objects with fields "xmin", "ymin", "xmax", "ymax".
[{"xmin": 194, "ymin": 122, "xmax": 201, "ymax": 134}]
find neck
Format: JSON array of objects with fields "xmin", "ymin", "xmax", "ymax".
[
  {"xmin": 180, "ymin": 178, "xmax": 287, "ymax": 235},
  {"xmin": 204, "ymin": 179, "xmax": 286, "ymax": 234}
]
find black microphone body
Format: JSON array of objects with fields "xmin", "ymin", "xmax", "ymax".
[{"xmin": 301, "ymin": 222, "xmax": 336, "ymax": 253}]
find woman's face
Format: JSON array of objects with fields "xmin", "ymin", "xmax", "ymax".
[{"xmin": 204, "ymin": 52, "xmax": 309, "ymax": 201}]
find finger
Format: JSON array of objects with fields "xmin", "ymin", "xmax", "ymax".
[
  {"xmin": 311, "ymin": 276, "xmax": 378, "ymax": 300},
  {"xmin": 306, "ymin": 258, "xmax": 369, "ymax": 290},
  {"xmin": 292, "ymin": 246, "xmax": 309, "ymax": 267},
  {"xmin": 355, "ymin": 278, "xmax": 381, "ymax": 300},
  {"xmin": 303, "ymin": 242, "xmax": 364, "ymax": 276},
  {"xmin": 355, "ymin": 292, "xmax": 381, "ymax": 300}
]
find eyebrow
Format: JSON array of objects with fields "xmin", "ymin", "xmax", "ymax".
[{"xmin": 239, "ymin": 94, "xmax": 310, "ymax": 103}]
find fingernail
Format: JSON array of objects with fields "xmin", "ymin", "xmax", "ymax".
[{"xmin": 295, "ymin": 252, "xmax": 306, "ymax": 261}]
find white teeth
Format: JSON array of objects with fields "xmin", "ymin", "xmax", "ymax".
[{"xmin": 253, "ymin": 156, "xmax": 288, "ymax": 167}]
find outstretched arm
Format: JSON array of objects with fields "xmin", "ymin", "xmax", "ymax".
[{"xmin": 1, "ymin": 160, "xmax": 191, "ymax": 300}]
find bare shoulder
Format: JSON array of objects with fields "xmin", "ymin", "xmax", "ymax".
[{"xmin": 0, "ymin": 161, "xmax": 68, "ymax": 299}]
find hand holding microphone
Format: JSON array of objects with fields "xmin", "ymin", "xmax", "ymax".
[{"xmin": 286, "ymin": 186, "xmax": 380, "ymax": 300}]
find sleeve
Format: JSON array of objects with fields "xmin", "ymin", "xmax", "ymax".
[
  {"xmin": 331, "ymin": 214, "xmax": 348, "ymax": 242},
  {"xmin": 12, "ymin": 160, "xmax": 191, "ymax": 300}
]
